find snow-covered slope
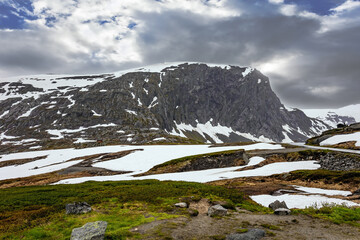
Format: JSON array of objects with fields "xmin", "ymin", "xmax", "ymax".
[{"xmin": 302, "ymin": 104, "xmax": 360, "ymax": 128}]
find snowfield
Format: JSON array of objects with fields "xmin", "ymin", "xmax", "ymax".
[
  {"xmin": 251, "ymin": 194, "xmax": 359, "ymax": 209},
  {"xmin": 1, "ymin": 142, "xmax": 358, "ymax": 209},
  {"xmin": 320, "ymin": 132, "xmax": 360, "ymax": 147},
  {"xmin": 0, "ymin": 143, "xmax": 282, "ymax": 181}
]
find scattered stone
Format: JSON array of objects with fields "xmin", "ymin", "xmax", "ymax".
[
  {"xmin": 208, "ymin": 204, "xmax": 227, "ymax": 217},
  {"xmin": 70, "ymin": 221, "xmax": 107, "ymax": 240},
  {"xmin": 66, "ymin": 202, "xmax": 92, "ymax": 214},
  {"xmin": 269, "ymin": 200, "xmax": 288, "ymax": 211},
  {"xmin": 174, "ymin": 202, "xmax": 188, "ymax": 208},
  {"xmin": 226, "ymin": 229, "xmax": 266, "ymax": 240},
  {"xmin": 274, "ymin": 208, "xmax": 291, "ymax": 216},
  {"xmin": 188, "ymin": 208, "xmax": 199, "ymax": 217}
]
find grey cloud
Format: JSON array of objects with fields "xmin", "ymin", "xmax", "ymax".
[
  {"xmin": 0, "ymin": 2, "xmax": 359, "ymax": 108},
  {"xmin": 134, "ymin": 8, "xmax": 359, "ymax": 108}
]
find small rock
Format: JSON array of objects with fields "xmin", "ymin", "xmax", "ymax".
[
  {"xmin": 208, "ymin": 204, "xmax": 227, "ymax": 217},
  {"xmin": 70, "ymin": 221, "xmax": 107, "ymax": 240},
  {"xmin": 188, "ymin": 208, "xmax": 199, "ymax": 217},
  {"xmin": 174, "ymin": 202, "xmax": 188, "ymax": 208},
  {"xmin": 66, "ymin": 202, "xmax": 92, "ymax": 215},
  {"xmin": 226, "ymin": 229, "xmax": 266, "ymax": 240},
  {"xmin": 269, "ymin": 200, "xmax": 288, "ymax": 211},
  {"xmin": 274, "ymin": 208, "xmax": 291, "ymax": 215}
]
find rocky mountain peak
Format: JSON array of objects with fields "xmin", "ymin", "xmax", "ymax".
[{"xmin": 0, "ymin": 62, "xmax": 330, "ymax": 152}]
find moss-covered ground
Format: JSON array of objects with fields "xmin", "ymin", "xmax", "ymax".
[{"xmin": 0, "ymin": 180, "xmax": 260, "ymax": 240}]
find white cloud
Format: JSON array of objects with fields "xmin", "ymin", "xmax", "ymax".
[
  {"xmin": 330, "ymin": 0, "xmax": 360, "ymax": 13},
  {"xmin": 268, "ymin": 0, "xmax": 284, "ymax": 4}
]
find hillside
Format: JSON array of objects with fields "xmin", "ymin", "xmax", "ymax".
[
  {"xmin": 306, "ymin": 122, "xmax": 360, "ymax": 150},
  {"xmin": 0, "ymin": 63, "xmax": 329, "ymax": 153}
]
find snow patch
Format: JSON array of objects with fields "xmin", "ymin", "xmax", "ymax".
[{"xmin": 320, "ymin": 132, "xmax": 360, "ymax": 147}]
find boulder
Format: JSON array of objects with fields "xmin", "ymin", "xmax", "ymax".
[
  {"xmin": 174, "ymin": 202, "xmax": 188, "ymax": 208},
  {"xmin": 226, "ymin": 229, "xmax": 266, "ymax": 240},
  {"xmin": 268, "ymin": 200, "xmax": 288, "ymax": 211},
  {"xmin": 274, "ymin": 208, "xmax": 291, "ymax": 216},
  {"xmin": 208, "ymin": 204, "xmax": 227, "ymax": 217},
  {"xmin": 71, "ymin": 221, "xmax": 107, "ymax": 240},
  {"xmin": 66, "ymin": 202, "xmax": 92, "ymax": 215}
]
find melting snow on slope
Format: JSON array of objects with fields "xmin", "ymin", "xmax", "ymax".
[
  {"xmin": 320, "ymin": 132, "xmax": 360, "ymax": 147},
  {"xmin": 242, "ymin": 67, "xmax": 254, "ymax": 77},
  {"xmin": 0, "ymin": 144, "xmax": 282, "ymax": 181},
  {"xmin": 293, "ymin": 185, "xmax": 351, "ymax": 196},
  {"xmin": 170, "ymin": 120, "xmax": 273, "ymax": 143},
  {"xmin": 251, "ymin": 194, "xmax": 359, "ymax": 209}
]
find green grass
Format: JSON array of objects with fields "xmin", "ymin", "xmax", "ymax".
[
  {"xmin": 293, "ymin": 204, "xmax": 360, "ymax": 226},
  {"xmin": 281, "ymin": 169, "xmax": 360, "ymax": 185},
  {"xmin": 0, "ymin": 180, "xmax": 253, "ymax": 239},
  {"xmin": 261, "ymin": 223, "xmax": 281, "ymax": 230}
]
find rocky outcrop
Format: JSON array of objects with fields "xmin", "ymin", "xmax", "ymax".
[
  {"xmin": 70, "ymin": 221, "xmax": 107, "ymax": 240},
  {"xmin": 137, "ymin": 150, "xmax": 247, "ymax": 176},
  {"xmin": 269, "ymin": 200, "xmax": 288, "ymax": 211}
]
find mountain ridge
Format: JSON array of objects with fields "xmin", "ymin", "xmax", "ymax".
[{"xmin": 0, "ymin": 62, "xmax": 331, "ymax": 151}]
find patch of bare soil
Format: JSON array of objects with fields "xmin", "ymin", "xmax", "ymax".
[
  {"xmin": 0, "ymin": 155, "xmax": 47, "ymax": 168},
  {"xmin": 131, "ymin": 210, "xmax": 360, "ymax": 239},
  {"xmin": 0, "ymin": 149, "xmax": 142, "ymax": 188},
  {"xmin": 330, "ymin": 141, "xmax": 360, "ymax": 150}
]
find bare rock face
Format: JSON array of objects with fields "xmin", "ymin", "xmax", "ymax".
[
  {"xmin": 70, "ymin": 221, "xmax": 107, "ymax": 240},
  {"xmin": 0, "ymin": 63, "xmax": 330, "ymax": 151}
]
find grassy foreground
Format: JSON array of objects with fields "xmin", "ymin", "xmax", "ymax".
[{"xmin": 0, "ymin": 180, "xmax": 261, "ymax": 240}]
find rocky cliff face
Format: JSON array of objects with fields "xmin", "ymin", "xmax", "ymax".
[{"xmin": 0, "ymin": 63, "xmax": 329, "ymax": 151}]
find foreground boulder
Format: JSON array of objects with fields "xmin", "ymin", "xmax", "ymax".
[
  {"xmin": 66, "ymin": 202, "xmax": 92, "ymax": 214},
  {"xmin": 226, "ymin": 229, "xmax": 266, "ymax": 240},
  {"xmin": 269, "ymin": 200, "xmax": 288, "ymax": 211},
  {"xmin": 71, "ymin": 221, "xmax": 107, "ymax": 240},
  {"xmin": 208, "ymin": 204, "xmax": 227, "ymax": 217}
]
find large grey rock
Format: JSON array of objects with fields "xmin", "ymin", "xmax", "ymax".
[
  {"xmin": 274, "ymin": 208, "xmax": 291, "ymax": 215},
  {"xmin": 269, "ymin": 200, "xmax": 288, "ymax": 211},
  {"xmin": 226, "ymin": 229, "xmax": 266, "ymax": 240},
  {"xmin": 66, "ymin": 202, "xmax": 92, "ymax": 214},
  {"xmin": 71, "ymin": 221, "xmax": 107, "ymax": 240},
  {"xmin": 208, "ymin": 204, "xmax": 227, "ymax": 217}
]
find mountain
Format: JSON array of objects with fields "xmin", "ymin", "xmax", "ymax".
[
  {"xmin": 302, "ymin": 104, "xmax": 359, "ymax": 128},
  {"xmin": 0, "ymin": 62, "xmax": 329, "ymax": 151}
]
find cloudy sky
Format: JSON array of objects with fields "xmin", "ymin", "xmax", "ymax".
[{"xmin": 0, "ymin": 0, "xmax": 359, "ymax": 108}]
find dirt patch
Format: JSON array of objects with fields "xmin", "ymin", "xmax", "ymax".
[
  {"xmin": 330, "ymin": 141, "xmax": 360, "ymax": 150},
  {"xmin": 0, "ymin": 155, "xmax": 47, "ymax": 168},
  {"xmin": 130, "ymin": 210, "xmax": 360, "ymax": 239},
  {"xmin": 0, "ymin": 167, "xmax": 128, "ymax": 189}
]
